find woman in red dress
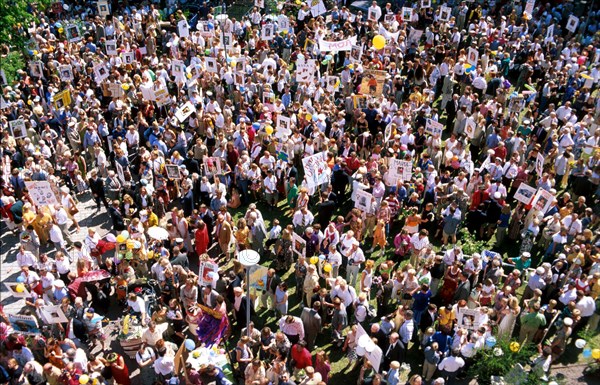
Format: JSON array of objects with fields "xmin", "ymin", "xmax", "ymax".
[{"xmin": 106, "ymin": 353, "xmax": 130, "ymax": 385}]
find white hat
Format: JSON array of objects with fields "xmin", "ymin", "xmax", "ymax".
[
  {"xmin": 558, "ymin": 253, "xmax": 566, "ymax": 260},
  {"xmin": 60, "ymin": 186, "xmax": 70, "ymax": 194},
  {"xmin": 175, "ymin": 238, "xmax": 184, "ymax": 244},
  {"xmin": 563, "ymin": 317, "xmax": 573, "ymax": 326},
  {"xmin": 493, "ymin": 192, "xmax": 502, "ymax": 200},
  {"xmin": 54, "ymin": 280, "xmax": 65, "ymax": 288},
  {"xmin": 535, "ymin": 267, "xmax": 545, "ymax": 275},
  {"xmin": 522, "ymin": 252, "xmax": 531, "ymax": 258}
]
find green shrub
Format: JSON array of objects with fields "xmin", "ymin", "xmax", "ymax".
[{"xmin": 1, "ymin": 51, "xmax": 25, "ymax": 85}]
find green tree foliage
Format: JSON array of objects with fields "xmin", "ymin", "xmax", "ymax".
[{"xmin": 0, "ymin": 0, "xmax": 52, "ymax": 47}]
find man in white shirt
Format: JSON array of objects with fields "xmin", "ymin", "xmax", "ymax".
[
  {"xmin": 562, "ymin": 213, "xmax": 582, "ymax": 241},
  {"xmin": 16, "ymin": 246, "xmax": 37, "ymax": 270},
  {"xmin": 127, "ymin": 293, "xmax": 147, "ymax": 325},
  {"xmin": 53, "ymin": 204, "xmax": 74, "ymax": 247},
  {"xmin": 345, "ymin": 241, "xmax": 365, "ymax": 287},
  {"xmin": 443, "ymin": 246, "xmax": 464, "ymax": 267},
  {"xmin": 278, "ymin": 315, "xmax": 305, "ymax": 344},
  {"xmin": 558, "ymin": 281, "xmax": 578, "ymax": 308},
  {"xmin": 49, "ymin": 224, "xmax": 70, "ymax": 257},
  {"xmin": 142, "ymin": 321, "xmax": 163, "ymax": 347},
  {"xmin": 263, "ymin": 169, "xmax": 278, "ymax": 210},
  {"xmin": 292, "ymin": 207, "xmax": 314, "ymax": 234},
  {"xmin": 437, "ymin": 349, "xmax": 465, "ymax": 382},
  {"xmin": 330, "ymin": 279, "xmax": 357, "ymax": 311},
  {"xmin": 409, "ymin": 229, "xmax": 430, "ymax": 267},
  {"xmin": 367, "ymin": 1, "xmax": 382, "ymax": 21}
]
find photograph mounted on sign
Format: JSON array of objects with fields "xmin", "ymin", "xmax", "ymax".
[
  {"xmin": 40, "ymin": 305, "xmax": 69, "ymax": 324},
  {"xmin": 178, "ymin": 19, "xmax": 190, "ymax": 38},
  {"xmin": 467, "ymin": 47, "xmax": 479, "ymax": 67},
  {"xmin": 566, "ymin": 15, "xmax": 579, "ymax": 33},
  {"xmin": 199, "ymin": 22, "xmax": 214, "ymax": 37},
  {"xmin": 439, "ymin": 6, "xmax": 451, "ymax": 21},
  {"xmin": 9, "ymin": 314, "xmax": 40, "ymax": 334},
  {"xmin": 66, "ymin": 24, "xmax": 82, "ymax": 43},
  {"xmin": 355, "ymin": 189, "xmax": 374, "ymax": 214},
  {"xmin": 94, "ymin": 63, "xmax": 110, "ymax": 83},
  {"xmin": 205, "ymin": 57, "xmax": 218, "ymax": 73},
  {"xmin": 203, "ymin": 156, "xmax": 222, "ymax": 177},
  {"xmin": 29, "ymin": 61, "xmax": 44, "ymax": 78},
  {"xmin": 304, "ymin": 39, "xmax": 316, "ymax": 53},
  {"xmin": 277, "ymin": 115, "xmax": 292, "ymax": 135},
  {"xmin": 292, "ymin": 232, "xmax": 306, "ymax": 257},
  {"xmin": 171, "ymin": 60, "xmax": 185, "ymax": 78},
  {"xmin": 421, "ymin": 0, "xmax": 431, "ymax": 8},
  {"xmin": 389, "ymin": 158, "xmax": 413, "ymax": 182},
  {"xmin": 175, "ymin": 101, "xmax": 196, "ymax": 123},
  {"xmin": 165, "ymin": 164, "xmax": 182, "ymax": 180},
  {"xmin": 9, "ymin": 119, "xmax": 27, "ymax": 139},
  {"xmin": 199, "ymin": 261, "xmax": 219, "ymax": 286},
  {"xmin": 384, "ymin": 14, "xmax": 395, "ymax": 24},
  {"xmin": 368, "ymin": 8, "xmax": 378, "ymax": 22},
  {"xmin": 353, "ymin": 94, "xmax": 368, "ymax": 110},
  {"xmin": 105, "ymin": 40, "xmax": 117, "ymax": 55},
  {"xmin": 234, "ymin": 72, "xmax": 245, "ymax": 86},
  {"xmin": 262, "ymin": 24, "xmax": 274, "ymax": 40},
  {"xmin": 402, "ymin": 7, "xmax": 413, "ymax": 22},
  {"xmin": 513, "ymin": 184, "xmax": 537, "ymax": 205},
  {"xmin": 121, "ymin": 52, "xmax": 135, "ymax": 65},
  {"xmin": 359, "ymin": 69, "xmax": 387, "ymax": 97},
  {"xmin": 310, "ymin": 0, "xmax": 327, "ymax": 17},
  {"xmin": 97, "ymin": 0, "xmax": 110, "ymax": 17},
  {"xmin": 350, "ymin": 45, "xmax": 362, "ymax": 62},
  {"xmin": 457, "ymin": 307, "xmax": 481, "ymax": 331},
  {"xmin": 221, "ymin": 33, "xmax": 233, "ymax": 48},
  {"xmin": 52, "ymin": 90, "xmax": 72, "ymax": 110},
  {"xmin": 58, "ymin": 65, "xmax": 74, "ymax": 82},
  {"xmin": 531, "ymin": 188, "xmax": 554, "ymax": 214},
  {"xmin": 5, "ymin": 282, "xmax": 31, "ymax": 298},
  {"xmin": 278, "ymin": 15, "xmax": 289, "ymax": 31}
]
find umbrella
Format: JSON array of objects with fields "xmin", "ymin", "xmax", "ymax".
[
  {"xmin": 581, "ymin": 73, "xmax": 593, "ymax": 80},
  {"xmin": 524, "ymin": 84, "xmax": 537, "ymax": 92},
  {"xmin": 147, "ymin": 226, "xmax": 170, "ymax": 240}
]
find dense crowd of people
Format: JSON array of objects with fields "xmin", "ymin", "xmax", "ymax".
[{"xmin": 1, "ymin": 1, "xmax": 600, "ymax": 385}]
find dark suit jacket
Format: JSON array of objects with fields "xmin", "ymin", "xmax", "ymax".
[
  {"xmin": 311, "ymin": 293, "xmax": 333, "ymax": 319},
  {"xmin": 420, "ymin": 310, "xmax": 437, "ymax": 333},
  {"xmin": 108, "ymin": 206, "xmax": 125, "ymax": 231},
  {"xmin": 384, "ymin": 341, "xmax": 405, "ymax": 366},
  {"xmin": 264, "ymin": 274, "xmax": 281, "ymax": 294},
  {"xmin": 453, "ymin": 280, "xmax": 471, "ymax": 302},
  {"xmin": 88, "ymin": 177, "xmax": 105, "ymax": 197}
]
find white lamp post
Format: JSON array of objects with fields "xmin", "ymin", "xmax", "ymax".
[{"xmin": 237, "ymin": 249, "xmax": 260, "ymax": 336}]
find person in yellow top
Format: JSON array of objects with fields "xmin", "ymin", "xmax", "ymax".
[
  {"xmin": 30, "ymin": 206, "xmax": 53, "ymax": 245},
  {"xmin": 438, "ymin": 305, "xmax": 456, "ymax": 333},
  {"xmin": 589, "ymin": 273, "xmax": 600, "ymax": 299},
  {"xmin": 235, "ymin": 218, "xmax": 251, "ymax": 251},
  {"xmin": 369, "ymin": 220, "xmax": 387, "ymax": 257}
]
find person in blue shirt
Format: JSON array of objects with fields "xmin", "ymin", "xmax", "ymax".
[
  {"xmin": 430, "ymin": 330, "xmax": 453, "ymax": 355},
  {"xmin": 412, "ymin": 284, "xmax": 432, "ymax": 326}
]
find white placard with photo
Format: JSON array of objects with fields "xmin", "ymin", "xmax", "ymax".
[
  {"xmin": 421, "ymin": 0, "xmax": 431, "ymax": 8},
  {"xmin": 276, "ymin": 115, "xmax": 292, "ymax": 138},
  {"xmin": 402, "ymin": 7, "xmax": 413, "ymax": 22},
  {"xmin": 566, "ymin": 15, "xmax": 579, "ymax": 33},
  {"xmin": 175, "ymin": 101, "xmax": 196, "ymax": 123},
  {"xmin": 178, "ymin": 19, "xmax": 190, "ymax": 38},
  {"xmin": 105, "ymin": 40, "xmax": 117, "ymax": 55},
  {"xmin": 408, "ymin": 28, "xmax": 423, "ymax": 45},
  {"xmin": 171, "ymin": 59, "xmax": 185, "ymax": 78},
  {"xmin": 93, "ymin": 62, "xmax": 110, "ymax": 83},
  {"xmin": 513, "ymin": 184, "xmax": 537, "ymax": 205},
  {"xmin": 199, "ymin": 261, "xmax": 219, "ymax": 286},
  {"xmin": 58, "ymin": 65, "xmax": 74, "ymax": 82},
  {"xmin": 531, "ymin": 188, "xmax": 554, "ymax": 214},
  {"xmin": 545, "ymin": 24, "xmax": 554, "ymax": 42},
  {"xmin": 467, "ymin": 47, "xmax": 479, "ymax": 67},
  {"xmin": 524, "ymin": 0, "xmax": 535, "ymax": 17},
  {"xmin": 368, "ymin": 8, "xmax": 378, "ymax": 22},
  {"xmin": 261, "ymin": 24, "xmax": 274, "ymax": 41},
  {"xmin": 97, "ymin": 0, "xmax": 110, "ymax": 17},
  {"xmin": 465, "ymin": 117, "xmax": 476, "ymax": 139},
  {"xmin": 40, "ymin": 305, "xmax": 69, "ymax": 324},
  {"xmin": 278, "ymin": 15, "xmax": 289, "ymax": 31},
  {"xmin": 439, "ymin": 6, "xmax": 451, "ymax": 22},
  {"xmin": 9, "ymin": 118, "xmax": 27, "ymax": 139},
  {"xmin": 388, "ymin": 158, "xmax": 413, "ymax": 182},
  {"xmin": 66, "ymin": 24, "xmax": 82, "ymax": 43},
  {"xmin": 349, "ymin": 45, "xmax": 362, "ymax": 62},
  {"xmin": 121, "ymin": 51, "xmax": 135, "ymax": 65},
  {"xmin": 292, "ymin": 232, "xmax": 306, "ymax": 257},
  {"xmin": 457, "ymin": 307, "xmax": 482, "ymax": 331},
  {"xmin": 302, "ymin": 151, "xmax": 329, "ymax": 189},
  {"xmin": 354, "ymin": 189, "xmax": 375, "ymax": 214},
  {"xmin": 29, "ymin": 61, "xmax": 44, "ymax": 78},
  {"xmin": 535, "ymin": 153, "xmax": 544, "ymax": 176},
  {"xmin": 205, "ymin": 57, "xmax": 218, "ymax": 73}
]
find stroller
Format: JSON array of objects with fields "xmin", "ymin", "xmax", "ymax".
[{"xmin": 122, "ymin": 279, "xmax": 162, "ymax": 323}]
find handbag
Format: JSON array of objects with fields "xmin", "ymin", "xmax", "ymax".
[{"xmin": 69, "ymin": 206, "xmax": 79, "ymax": 216}]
